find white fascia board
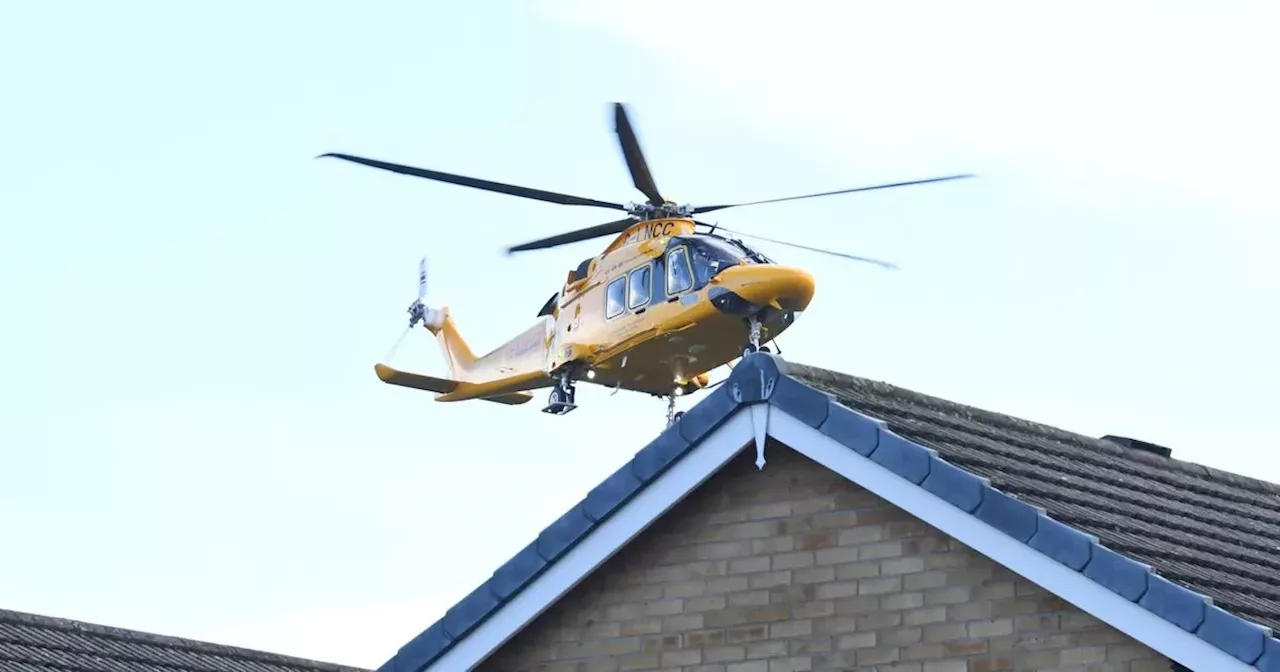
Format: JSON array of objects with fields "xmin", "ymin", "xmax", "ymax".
[
  {"xmin": 766, "ymin": 406, "xmax": 1255, "ymax": 672},
  {"xmin": 426, "ymin": 410, "xmax": 756, "ymax": 672}
]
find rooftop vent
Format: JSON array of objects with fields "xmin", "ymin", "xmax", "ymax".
[{"xmin": 1101, "ymin": 434, "xmax": 1172, "ymax": 458}]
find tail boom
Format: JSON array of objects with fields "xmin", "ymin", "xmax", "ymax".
[{"xmin": 378, "ymin": 306, "xmax": 556, "ymax": 405}]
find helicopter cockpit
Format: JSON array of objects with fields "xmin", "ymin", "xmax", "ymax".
[{"xmin": 684, "ymin": 234, "xmax": 773, "ymax": 285}]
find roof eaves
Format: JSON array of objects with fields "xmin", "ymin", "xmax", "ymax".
[{"xmin": 386, "ymin": 353, "xmax": 1280, "ymax": 672}]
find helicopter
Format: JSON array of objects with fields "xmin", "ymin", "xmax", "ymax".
[{"xmin": 320, "ymin": 103, "xmax": 972, "ymax": 425}]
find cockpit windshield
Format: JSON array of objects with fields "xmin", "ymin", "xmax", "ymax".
[{"xmin": 686, "ymin": 235, "xmax": 773, "ymax": 284}]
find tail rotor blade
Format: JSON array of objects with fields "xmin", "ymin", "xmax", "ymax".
[{"xmin": 417, "ymin": 257, "xmax": 428, "ymax": 301}]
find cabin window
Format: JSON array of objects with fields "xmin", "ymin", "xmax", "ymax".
[
  {"xmin": 628, "ymin": 264, "xmax": 652, "ymax": 309},
  {"xmin": 666, "ymin": 246, "xmax": 693, "ymax": 295},
  {"xmin": 605, "ymin": 276, "xmax": 626, "ymax": 319}
]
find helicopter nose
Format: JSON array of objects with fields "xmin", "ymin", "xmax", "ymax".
[{"xmin": 708, "ymin": 264, "xmax": 815, "ymax": 315}]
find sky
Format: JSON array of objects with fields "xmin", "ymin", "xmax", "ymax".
[{"xmin": 1, "ymin": 0, "xmax": 1277, "ymax": 667}]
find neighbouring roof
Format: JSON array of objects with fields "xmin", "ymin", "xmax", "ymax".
[
  {"xmin": 0, "ymin": 607, "xmax": 369, "ymax": 672},
  {"xmin": 380, "ymin": 354, "xmax": 1280, "ymax": 672}
]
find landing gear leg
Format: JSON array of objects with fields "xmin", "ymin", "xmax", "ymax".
[{"xmin": 543, "ymin": 369, "xmax": 578, "ymax": 415}]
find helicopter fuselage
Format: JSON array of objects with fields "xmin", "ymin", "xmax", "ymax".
[
  {"xmin": 393, "ymin": 218, "xmax": 814, "ymax": 405},
  {"xmin": 543, "ymin": 218, "xmax": 814, "ymax": 396}
]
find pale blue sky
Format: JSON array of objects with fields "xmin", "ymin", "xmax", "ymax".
[{"xmin": 2, "ymin": 0, "xmax": 1277, "ymax": 667}]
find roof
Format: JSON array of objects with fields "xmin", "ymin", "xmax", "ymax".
[
  {"xmin": 378, "ymin": 353, "xmax": 1280, "ymax": 672},
  {"xmin": 786, "ymin": 363, "xmax": 1280, "ymax": 633},
  {"xmin": 0, "ymin": 607, "xmax": 369, "ymax": 672}
]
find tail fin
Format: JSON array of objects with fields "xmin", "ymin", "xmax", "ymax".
[{"xmin": 421, "ymin": 305, "xmax": 476, "ymax": 379}]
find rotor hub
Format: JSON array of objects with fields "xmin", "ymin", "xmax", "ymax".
[{"xmin": 625, "ymin": 201, "xmax": 695, "ymax": 219}]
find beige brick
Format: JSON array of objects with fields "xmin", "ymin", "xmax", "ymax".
[
  {"xmin": 947, "ymin": 600, "xmax": 991, "ymax": 621},
  {"xmin": 772, "ymin": 552, "xmax": 814, "ymax": 570},
  {"xmin": 476, "ymin": 448, "xmax": 1171, "ymax": 672},
  {"xmin": 904, "ymin": 606, "xmax": 948, "ymax": 626},
  {"xmin": 728, "ymin": 555, "xmax": 771, "ymax": 575},
  {"xmin": 728, "ymin": 590, "xmax": 770, "ymax": 607},
  {"xmin": 883, "ymin": 556, "xmax": 926, "ymax": 575},
  {"xmin": 835, "ymin": 632, "xmax": 876, "ymax": 649},
  {"xmin": 859, "ymin": 540, "xmax": 904, "ymax": 559},
  {"xmin": 792, "ymin": 565, "xmax": 835, "ymax": 584},
  {"xmin": 660, "ymin": 648, "xmax": 702, "ymax": 666},
  {"xmin": 859, "ymin": 576, "xmax": 903, "ymax": 595},
  {"xmin": 768, "ymin": 657, "xmax": 812, "ymax": 672},
  {"xmin": 745, "ymin": 640, "xmax": 788, "ymax": 659},
  {"xmin": 704, "ymin": 644, "xmax": 745, "ymax": 662},
  {"xmin": 836, "ymin": 526, "xmax": 884, "ymax": 544},
  {"xmin": 814, "ymin": 546, "xmax": 859, "ymax": 565},
  {"xmin": 882, "ymin": 591, "xmax": 925, "ymax": 611},
  {"xmin": 812, "ymin": 581, "xmax": 860, "ymax": 599},
  {"xmin": 833, "ymin": 560, "xmax": 880, "ymax": 579},
  {"xmin": 1060, "ymin": 645, "xmax": 1107, "ymax": 665},
  {"xmin": 770, "ymin": 619, "xmax": 813, "ymax": 638},
  {"xmin": 856, "ymin": 646, "xmax": 900, "ymax": 665},
  {"xmin": 749, "ymin": 571, "xmax": 791, "ymax": 589}
]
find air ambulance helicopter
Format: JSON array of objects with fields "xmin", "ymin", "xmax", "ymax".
[{"xmin": 320, "ymin": 103, "xmax": 971, "ymax": 425}]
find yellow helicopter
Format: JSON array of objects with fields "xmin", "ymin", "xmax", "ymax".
[{"xmin": 321, "ymin": 103, "xmax": 971, "ymax": 424}]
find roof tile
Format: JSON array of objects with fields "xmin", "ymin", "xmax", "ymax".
[
  {"xmin": 1139, "ymin": 574, "xmax": 1212, "ymax": 632},
  {"xmin": 535, "ymin": 503, "xmax": 595, "ymax": 563},
  {"xmin": 628, "ymin": 424, "xmax": 691, "ymax": 482},
  {"xmin": 488, "ymin": 541, "xmax": 545, "ymax": 601},
  {"xmin": 1257, "ymin": 637, "xmax": 1280, "ymax": 672},
  {"xmin": 1082, "ymin": 544, "xmax": 1152, "ymax": 602},
  {"xmin": 1027, "ymin": 514, "xmax": 1095, "ymax": 571},
  {"xmin": 676, "ymin": 384, "xmax": 738, "ymax": 443},
  {"xmin": 815, "ymin": 401, "xmax": 882, "ymax": 456},
  {"xmin": 389, "ymin": 623, "xmax": 447, "ymax": 672},
  {"xmin": 1198, "ymin": 604, "xmax": 1273, "ymax": 664},
  {"xmin": 583, "ymin": 464, "xmax": 644, "ymax": 523},
  {"xmin": 974, "ymin": 486, "xmax": 1041, "ymax": 543},
  {"xmin": 869, "ymin": 430, "xmax": 935, "ymax": 484},
  {"xmin": 441, "ymin": 581, "xmax": 500, "ymax": 640},
  {"xmin": 768, "ymin": 374, "xmax": 832, "ymax": 428},
  {"xmin": 724, "ymin": 350, "xmax": 785, "ymax": 404},
  {"xmin": 920, "ymin": 455, "xmax": 987, "ymax": 513},
  {"xmin": 0, "ymin": 608, "xmax": 366, "ymax": 672}
]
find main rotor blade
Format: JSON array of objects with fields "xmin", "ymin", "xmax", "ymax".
[
  {"xmin": 507, "ymin": 217, "xmax": 638, "ymax": 254},
  {"xmin": 692, "ymin": 173, "xmax": 974, "ymax": 214},
  {"xmin": 613, "ymin": 103, "xmax": 664, "ymax": 205},
  {"xmin": 708, "ymin": 224, "xmax": 900, "ymax": 270},
  {"xmin": 318, "ymin": 153, "xmax": 625, "ymax": 210}
]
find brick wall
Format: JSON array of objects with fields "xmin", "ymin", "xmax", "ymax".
[{"xmin": 478, "ymin": 440, "xmax": 1171, "ymax": 672}]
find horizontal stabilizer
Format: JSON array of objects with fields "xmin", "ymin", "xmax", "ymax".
[{"xmin": 373, "ymin": 364, "xmax": 534, "ymax": 405}]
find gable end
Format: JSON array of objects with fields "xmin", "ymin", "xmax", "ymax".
[{"xmin": 384, "ymin": 353, "xmax": 1279, "ymax": 672}]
